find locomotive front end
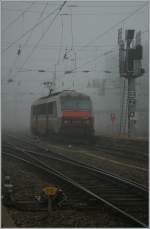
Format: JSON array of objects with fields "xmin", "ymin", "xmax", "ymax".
[{"xmin": 60, "ymin": 93, "xmax": 94, "ymax": 137}]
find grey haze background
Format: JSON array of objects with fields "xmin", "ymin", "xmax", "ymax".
[{"xmin": 1, "ymin": 1, "xmax": 149, "ymax": 137}]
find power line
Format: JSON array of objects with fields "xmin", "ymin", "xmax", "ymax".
[
  {"xmin": 67, "ymin": 4, "xmax": 147, "ymax": 8},
  {"xmin": 11, "ymin": 1, "xmax": 67, "ymax": 78},
  {"xmin": 38, "ymin": 2, "xmax": 49, "ymax": 21},
  {"xmin": 4, "ymin": 3, "xmax": 146, "ymax": 53},
  {"xmin": 34, "ymin": 2, "xmax": 58, "ymax": 6},
  {"xmin": 14, "ymin": 49, "xmax": 117, "ymax": 75},
  {"xmin": 67, "ymin": 26, "xmax": 148, "ymax": 76},
  {"xmin": 57, "ymin": 15, "xmax": 64, "ymax": 64},
  {"xmin": 2, "ymin": 8, "xmax": 142, "ymax": 15},
  {"xmin": 79, "ymin": 4, "xmax": 148, "ymax": 50},
  {"xmin": 62, "ymin": 12, "xmax": 138, "ymax": 16},
  {"xmin": 7, "ymin": 2, "xmax": 49, "ymax": 81},
  {"xmin": 2, "ymin": 3, "xmax": 64, "ymax": 52},
  {"xmin": 70, "ymin": 9, "xmax": 74, "ymax": 49},
  {"xmin": 3, "ymin": 8, "xmax": 146, "ymax": 16},
  {"xmin": 5, "ymin": 42, "xmax": 117, "ymax": 48},
  {"xmin": 2, "ymin": 8, "xmax": 43, "ymax": 14},
  {"xmin": 16, "ymin": 68, "xmax": 117, "ymax": 74},
  {"xmin": 2, "ymin": 2, "xmax": 35, "ymax": 33},
  {"xmin": 23, "ymin": 2, "xmax": 48, "ymax": 48},
  {"xmin": 70, "ymin": 48, "xmax": 117, "ymax": 73}
]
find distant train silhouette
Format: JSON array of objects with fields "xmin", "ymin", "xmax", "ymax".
[{"xmin": 31, "ymin": 90, "xmax": 94, "ymax": 137}]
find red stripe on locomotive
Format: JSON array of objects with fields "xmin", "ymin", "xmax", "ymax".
[{"xmin": 63, "ymin": 111, "xmax": 91, "ymax": 119}]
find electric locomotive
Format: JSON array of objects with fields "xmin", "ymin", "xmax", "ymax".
[{"xmin": 31, "ymin": 90, "xmax": 94, "ymax": 137}]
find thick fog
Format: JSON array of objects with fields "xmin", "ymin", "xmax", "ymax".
[{"xmin": 1, "ymin": 1, "xmax": 148, "ymax": 136}]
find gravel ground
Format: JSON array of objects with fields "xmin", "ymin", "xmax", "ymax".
[
  {"xmin": 2, "ymin": 155, "xmax": 138, "ymax": 227},
  {"xmin": 42, "ymin": 140, "xmax": 148, "ymax": 188}
]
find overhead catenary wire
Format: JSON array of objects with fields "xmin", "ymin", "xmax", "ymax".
[
  {"xmin": 4, "ymin": 2, "xmax": 146, "ymax": 53},
  {"xmin": 13, "ymin": 50, "xmax": 117, "ymax": 80},
  {"xmin": 33, "ymin": 2, "xmax": 58, "ymax": 6},
  {"xmin": 68, "ymin": 4, "xmax": 148, "ymax": 74},
  {"xmin": 6, "ymin": 5, "xmax": 29, "ymax": 80},
  {"xmin": 23, "ymin": 2, "xmax": 49, "ymax": 48},
  {"xmin": 70, "ymin": 9, "xmax": 74, "ymax": 49},
  {"xmin": 68, "ymin": 48, "xmax": 117, "ymax": 73},
  {"xmin": 2, "ymin": 3, "xmax": 64, "ymax": 52},
  {"xmin": 79, "ymin": 3, "xmax": 148, "ymax": 50},
  {"xmin": 57, "ymin": 15, "xmax": 64, "ymax": 65},
  {"xmin": 6, "ymin": 2, "xmax": 50, "ymax": 81},
  {"xmin": 2, "ymin": 8, "xmax": 49, "ymax": 14},
  {"xmin": 5, "ymin": 42, "xmax": 117, "ymax": 48},
  {"xmin": 2, "ymin": 2, "xmax": 35, "ymax": 33},
  {"xmin": 57, "ymin": 12, "xmax": 140, "ymax": 16},
  {"xmin": 67, "ymin": 4, "xmax": 147, "ymax": 8},
  {"xmin": 16, "ymin": 68, "xmax": 118, "ymax": 74},
  {"xmin": 3, "ymin": 8, "xmax": 145, "ymax": 16},
  {"xmin": 4, "ymin": 2, "xmax": 148, "ymax": 84},
  {"xmin": 4, "ymin": 26, "xmax": 146, "ymax": 50},
  {"xmin": 3, "ymin": 4, "xmax": 146, "ymax": 10},
  {"xmin": 11, "ymin": 1, "xmax": 67, "ymax": 79}
]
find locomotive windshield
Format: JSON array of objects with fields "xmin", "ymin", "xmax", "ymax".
[{"xmin": 61, "ymin": 98, "xmax": 91, "ymax": 111}]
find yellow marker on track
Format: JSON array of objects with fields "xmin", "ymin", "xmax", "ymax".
[{"xmin": 42, "ymin": 186, "xmax": 58, "ymax": 197}]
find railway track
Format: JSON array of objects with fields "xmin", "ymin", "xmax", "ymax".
[
  {"xmin": 4, "ymin": 132, "xmax": 148, "ymax": 165},
  {"xmin": 2, "ymin": 136, "xmax": 148, "ymax": 227},
  {"xmin": 3, "ymin": 133, "xmax": 148, "ymax": 187},
  {"xmin": 94, "ymin": 143, "xmax": 148, "ymax": 162},
  {"xmin": 11, "ymin": 131, "xmax": 149, "ymax": 163},
  {"xmin": 3, "ymin": 135, "xmax": 148, "ymax": 187}
]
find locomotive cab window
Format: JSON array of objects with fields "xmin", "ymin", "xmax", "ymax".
[{"xmin": 61, "ymin": 98, "xmax": 91, "ymax": 111}]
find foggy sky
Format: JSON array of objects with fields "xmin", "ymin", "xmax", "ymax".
[{"xmin": 1, "ymin": 1, "xmax": 148, "ymax": 131}]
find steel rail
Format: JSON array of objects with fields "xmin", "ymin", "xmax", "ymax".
[
  {"xmin": 2, "ymin": 144, "xmax": 148, "ymax": 227},
  {"xmin": 5, "ymin": 132, "xmax": 148, "ymax": 161},
  {"xmin": 14, "ymin": 144, "xmax": 149, "ymax": 192},
  {"xmin": 4, "ymin": 134, "xmax": 148, "ymax": 190},
  {"xmin": 4, "ymin": 133, "xmax": 148, "ymax": 161},
  {"xmin": 95, "ymin": 143, "xmax": 148, "ymax": 159},
  {"xmin": 3, "ymin": 139, "xmax": 147, "ymax": 192}
]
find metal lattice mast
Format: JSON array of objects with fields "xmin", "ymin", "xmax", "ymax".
[{"xmin": 118, "ymin": 28, "xmax": 144, "ymax": 137}]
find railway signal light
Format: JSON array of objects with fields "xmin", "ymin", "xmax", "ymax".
[
  {"xmin": 118, "ymin": 28, "xmax": 144, "ymax": 77},
  {"xmin": 134, "ymin": 44, "xmax": 143, "ymax": 60},
  {"xmin": 118, "ymin": 28, "xmax": 144, "ymax": 137},
  {"xmin": 127, "ymin": 48, "xmax": 135, "ymax": 72},
  {"xmin": 125, "ymin": 30, "xmax": 135, "ymax": 43}
]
